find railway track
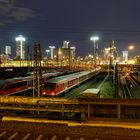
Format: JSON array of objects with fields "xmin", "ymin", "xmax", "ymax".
[
  {"xmin": 120, "ymin": 74, "xmax": 140, "ymax": 99},
  {"xmin": 131, "ymin": 75, "xmax": 140, "ymax": 86},
  {"xmin": 127, "ymin": 76, "xmax": 140, "ymax": 98},
  {"xmin": 120, "ymin": 77, "xmax": 132, "ymax": 99}
]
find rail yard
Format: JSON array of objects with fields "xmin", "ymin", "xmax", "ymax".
[{"xmin": 0, "ymin": 65, "xmax": 140, "ymax": 140}]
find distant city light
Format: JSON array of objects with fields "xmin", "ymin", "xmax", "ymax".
[{"xmin": 70, "ymin": 46, "xmax": 76, "ymax": 49}]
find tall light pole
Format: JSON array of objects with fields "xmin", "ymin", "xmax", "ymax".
[
  {"xmin": 128, "ymin": 45, "xmax": 134, "ymax": 71},
  {"xmin": 90, "ymin": 36, "xmax": 99, "ymax": 69},
  {"xmin": 128, "ymin": 45, "xmax": 134, "ymax": 59}
]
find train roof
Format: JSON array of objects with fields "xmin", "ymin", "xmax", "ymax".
[
  {"xmin": 0, "ymin": 72, "xmax": 62, "ymax": 86},
  {"xmin": 46, "ymin": 70, "xmax": 92, "ymax": 84},
  {"xmin": 0, "ymin": 78, "xmax": 22, "ymax": 86}
]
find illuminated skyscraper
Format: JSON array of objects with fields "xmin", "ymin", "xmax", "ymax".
[
  {"xmin": 49, "ymin": 46, "xmax": 55, "ymax": 59},
  {"xmin": 122, "ymin": 51, "xmax": 128, "ymax": 62},
  {"xmin": 15, "ymin": 35, "xmax": 26, "ymax": 59},
  {"xmin": 57, "ymin": 41, "xmax": 76, "ymax": 66},
  {"xmin": 62, "ymin": 40, "xmax": 69, "ymax": 48},
  {"xmin": 70, "ymin": 47, "xmax": 76, "ymax": 60},
  {"xmin": 5, "ymin": 46, "xmax": 11, "ymax": 56}
]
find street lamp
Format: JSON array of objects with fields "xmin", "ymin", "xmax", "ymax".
[
  {"xmin": 128, "ymin": 45, "xmax": 134, "ymax": 60},
  {"xmin": 128, "ymin": 45, "xmax": 134, "ymax": 50},
  {"xmin": 90, "ymin": 36, "xmax": 99, "ymax": 69}
]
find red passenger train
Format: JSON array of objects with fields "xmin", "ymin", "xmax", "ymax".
[
  {"xmin": 0, "ymin": 72, "xmax": 61, "ymax": 95},
  {"xmin": 42, "ymin": 69, "xmax": 100, "ymax": 96}
]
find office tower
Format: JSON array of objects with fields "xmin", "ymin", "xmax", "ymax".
[
  {"xmin": 5, "ymin": 46, "xmax": 11, "ymax": 56},
  {"xmin": 15, "ymin": 35, "xmax": 26, "ymax": 59},
  {"xmin": 62, "ymin": 41, "xmax": 69, "ymax": 48},
  {"xmin": 122, "ymin": 51, "xmax": 128, "ymax": 62},
  {"xmin": 49, "ymin": 46, "xmax": 55, "ymax": 59}
]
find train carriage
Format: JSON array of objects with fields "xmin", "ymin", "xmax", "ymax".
[
  {"xmin": 0, "ymin": 72, "xmax": 62, "ymax": 96},
  {"xmin": 42, "ymin": 69, "xmax": 99, "ymax": 96}
]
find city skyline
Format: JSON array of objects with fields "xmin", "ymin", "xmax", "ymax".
[{"xmin": 0, "ymin": 0, "xmax": 140, "ymax": 57}]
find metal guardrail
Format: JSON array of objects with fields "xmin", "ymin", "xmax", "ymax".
[{"xmin": 0, "ymin": 96, "xmax": 140, "ymax": 120}]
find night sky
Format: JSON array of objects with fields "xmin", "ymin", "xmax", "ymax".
[{"xmin": 0, "ymin": 0, "xmax": 140, "ymax": 57}]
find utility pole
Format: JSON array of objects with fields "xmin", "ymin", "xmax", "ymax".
[{"xmin": 33, "ymin": 43, "xmax": 42, "ymax": 97}]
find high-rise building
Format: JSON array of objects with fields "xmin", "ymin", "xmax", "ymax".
[
  {"xmin": 5, "ymin": 46, "xmax": 11, "ymax": 56},
  {"xmin": 70, "ymin": 47, "xmax": 76, "ymax": 60},
  {"xmin": 103, "ymin": 40, "xmax": 118, "ymax": 64},
  {"xmin": 58, "ymin": 41, "xmax": 76, "ymax": 66},
  {"xmin": 62, "ymin": 41, "xmax": 69, "ymax": 48},
  {"xmin": 49, "ymin": 46, "xmax": 55, "ymax": 59},
  {"xmin": 15, "ymin": 35, "xmax": 26, "ymax": 59},
  {"xmin": 122, "ymin": 51, "xmax": 128, "ymax": 62}
]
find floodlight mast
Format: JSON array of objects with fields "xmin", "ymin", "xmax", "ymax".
[{"xmin": 90, "ymin": 36, "xmax": 99, "ymax": 70}]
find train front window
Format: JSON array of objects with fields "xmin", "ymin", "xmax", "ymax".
[{"xmin": 44, "ymin": 83, "xmax": 56, "ymax": 90}]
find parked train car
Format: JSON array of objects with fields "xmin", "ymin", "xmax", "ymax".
[
  {"xmin": 42, "ymin": 69, "xmax": 100, "ymax": 96},
  {"xmin": 0, "ymin": 72, "xmax": 61, "ymax": 96}
]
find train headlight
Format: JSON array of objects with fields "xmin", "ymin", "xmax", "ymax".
[
  {"xmin": 126, "ymin": 72, "xmax": 130, "ymax": 76},
  {"xmin": 42, "ymin": 92, "xmax": 46, "ymax": 95},
  {"xmin": 51, "ymin": 92, "xmax": 55, "ymax": 96}
]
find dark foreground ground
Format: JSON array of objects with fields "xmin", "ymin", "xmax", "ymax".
[{"xmin": 0, "ymin": 117, "xmax": 140, "ymax": 140}]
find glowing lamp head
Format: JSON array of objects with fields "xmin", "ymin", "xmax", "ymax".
[
  {"xmin": 46, "ymin": 49, "xmax": 50, "ymax": 53},
  {"xmin": 15, "ymin": 35, "xmax": 26, "ymax": 41},
  {"xmin": 49, "ymin": 46, "xmax": 55, "ymax": 49},
  {"xmin": 90, "ymin": 36, "xmax": 99, "ymax": 41},
  {"xmin": 129, "ymin": 46, "xmax": 134, "ymax": 50}
]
